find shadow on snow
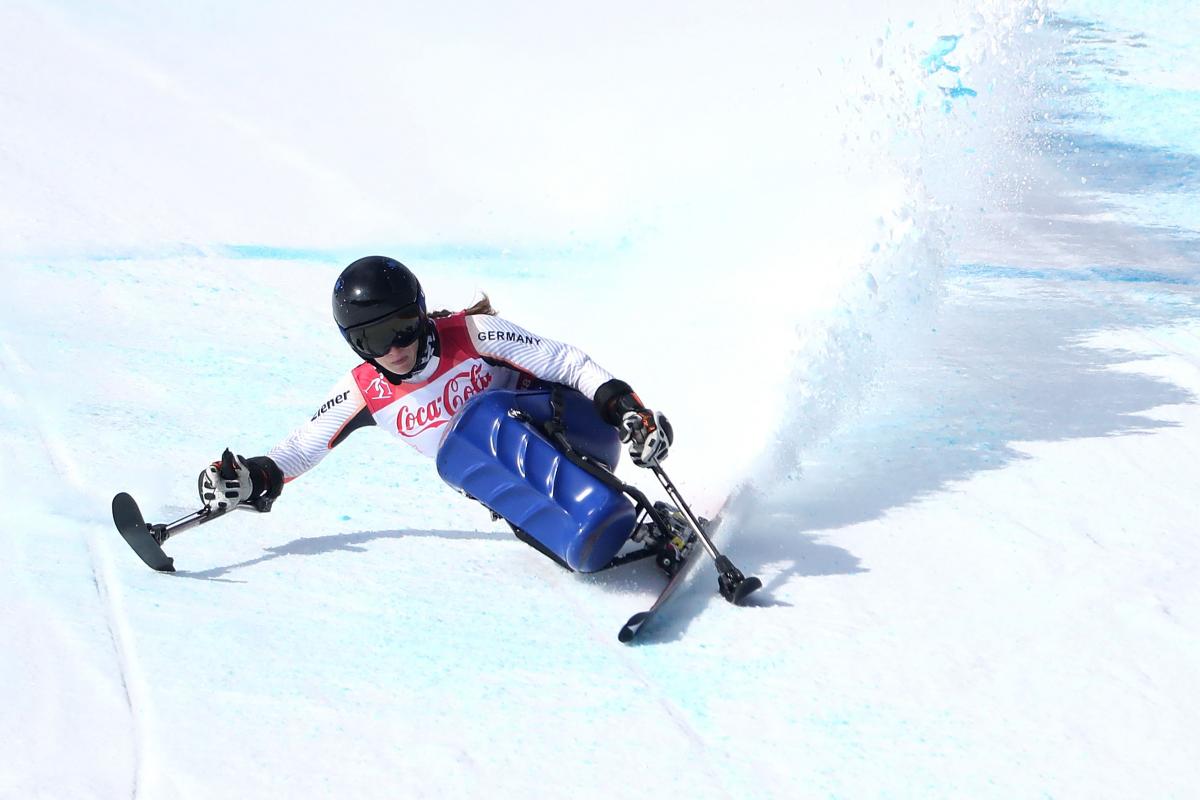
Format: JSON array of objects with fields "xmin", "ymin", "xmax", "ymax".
[
  {"xmin": 176, "ymin": 527, "xmax": 499, "ymax": 581},
  {"xmin": 737, "ymin": 281, "xmax": 1198, "ymax": 603}
]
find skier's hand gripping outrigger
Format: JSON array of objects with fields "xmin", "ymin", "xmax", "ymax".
[
  {"xmin": 198, "ymin": 449, "xmax": 282, "ymax": 514},
  {"xmin": 618, "ymin": 405, "xmax": 673, "ymax": 468}
]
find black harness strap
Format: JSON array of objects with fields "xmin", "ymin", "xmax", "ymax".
[
  {"xmin": 536, "ymin": 387, "xmax": 674, "ymax": 536},
  {"xmin": 501, "ymin": 386, "xmax": 675, "ymax": 572}
]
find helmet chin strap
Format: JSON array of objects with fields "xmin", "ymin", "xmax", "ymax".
[{"xmin": 371, "ymin": 326, "xmax": 439, "ymax": 385}]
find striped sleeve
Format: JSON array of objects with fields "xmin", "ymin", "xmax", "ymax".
[
  {"xmin": 465, "ymin": 314, "xmax": 616, "ymax": 400},
  {"xmin": 267, "ymin": 372, "xmax": 374, "ymax": 481}
]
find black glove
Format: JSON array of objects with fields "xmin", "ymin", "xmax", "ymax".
[
  {"xmin": 594, "ymin": 379, "xmax": 674, "ymax": 468},
  {"xmin": 197, "ymin": 449, "xmax": 284, "ymax": 513}
]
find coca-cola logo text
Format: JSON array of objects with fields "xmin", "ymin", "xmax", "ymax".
[{"xmin": 396, "ymin": 364, "xmax": 493, "ymax": 438}]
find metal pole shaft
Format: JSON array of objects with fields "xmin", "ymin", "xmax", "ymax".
[
  {"xmin": 652, "ymin": 465, "xmax": 723, "ymax": 562},
  {"xmin": 155, "ymin": 505, "xmax": 247, "ymax": 541}
]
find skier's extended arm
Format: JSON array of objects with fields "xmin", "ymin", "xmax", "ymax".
[
  {"xmin": 466, "ymin": 315, "xmax": 673, "ymax": 466},
  {"xmin": 266, "ymin": 373, "xmax": 374, "ymax": 480},
  {"xmin": 196, "ymin": 373, "xmax": 374, "ymax": 512}
]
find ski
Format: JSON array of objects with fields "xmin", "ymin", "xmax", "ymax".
[
  {"xmin": 618, "ymin": 519, "xmax": 762, "ymax": 643},
  {"xmin": 111, "ymin": 492, "xmax": 175, "ymax": 572},
  {"xmin": 618, "ymin": 538, "xmax": 705, "ymax": 643}
]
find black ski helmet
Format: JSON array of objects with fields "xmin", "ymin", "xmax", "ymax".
[{"xmin": 332, "ymin": 256, "xmax": 430, "ymax": 368}]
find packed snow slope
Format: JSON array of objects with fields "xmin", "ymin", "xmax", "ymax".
[{"xmin": 2, "ymin": 1, "xmax": 1199, "ymax": 798}]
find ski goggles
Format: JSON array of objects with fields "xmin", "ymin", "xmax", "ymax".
[{"xmin": 340, "ymin": 307, "xmax": 426, "ymax": 358}]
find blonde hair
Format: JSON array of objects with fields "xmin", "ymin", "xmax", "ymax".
[{"xmin": 430, "ymin": 293, "xmax": 496, "ymax": 319}]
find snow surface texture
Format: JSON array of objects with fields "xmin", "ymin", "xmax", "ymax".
[{"xmin": 2, "ymin": 0, "xmax": 1198, "ymax": 797}]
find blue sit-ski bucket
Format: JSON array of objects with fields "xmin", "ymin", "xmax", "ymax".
[{"xmin": 435, "ymin": 389, "xmax": 636, "ymax": 572}]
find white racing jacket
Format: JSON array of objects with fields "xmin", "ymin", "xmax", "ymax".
[{"xmin": 267, "ymin": 312, "xmax": 617, "ymax": 481}]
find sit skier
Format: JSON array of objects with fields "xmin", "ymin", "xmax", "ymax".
[
  {"xmin": 197, "ymin": 255, "xmax": 674, "ymax": 567},
  {"xmin": 110, "ymin": 253, "xmax": 760, "ymax": 638}
]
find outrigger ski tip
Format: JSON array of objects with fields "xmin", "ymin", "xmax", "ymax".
[
  {"xmin": 111, "ymin": 492, "xmax": 175, "ymax": 572},
  {"xmin": 716, "ymin": 555, "xmax": 763, "ymax": 605},
  {"xmin": 727, "ymin": 574, "xmax": 764, "ymax": 604}
]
